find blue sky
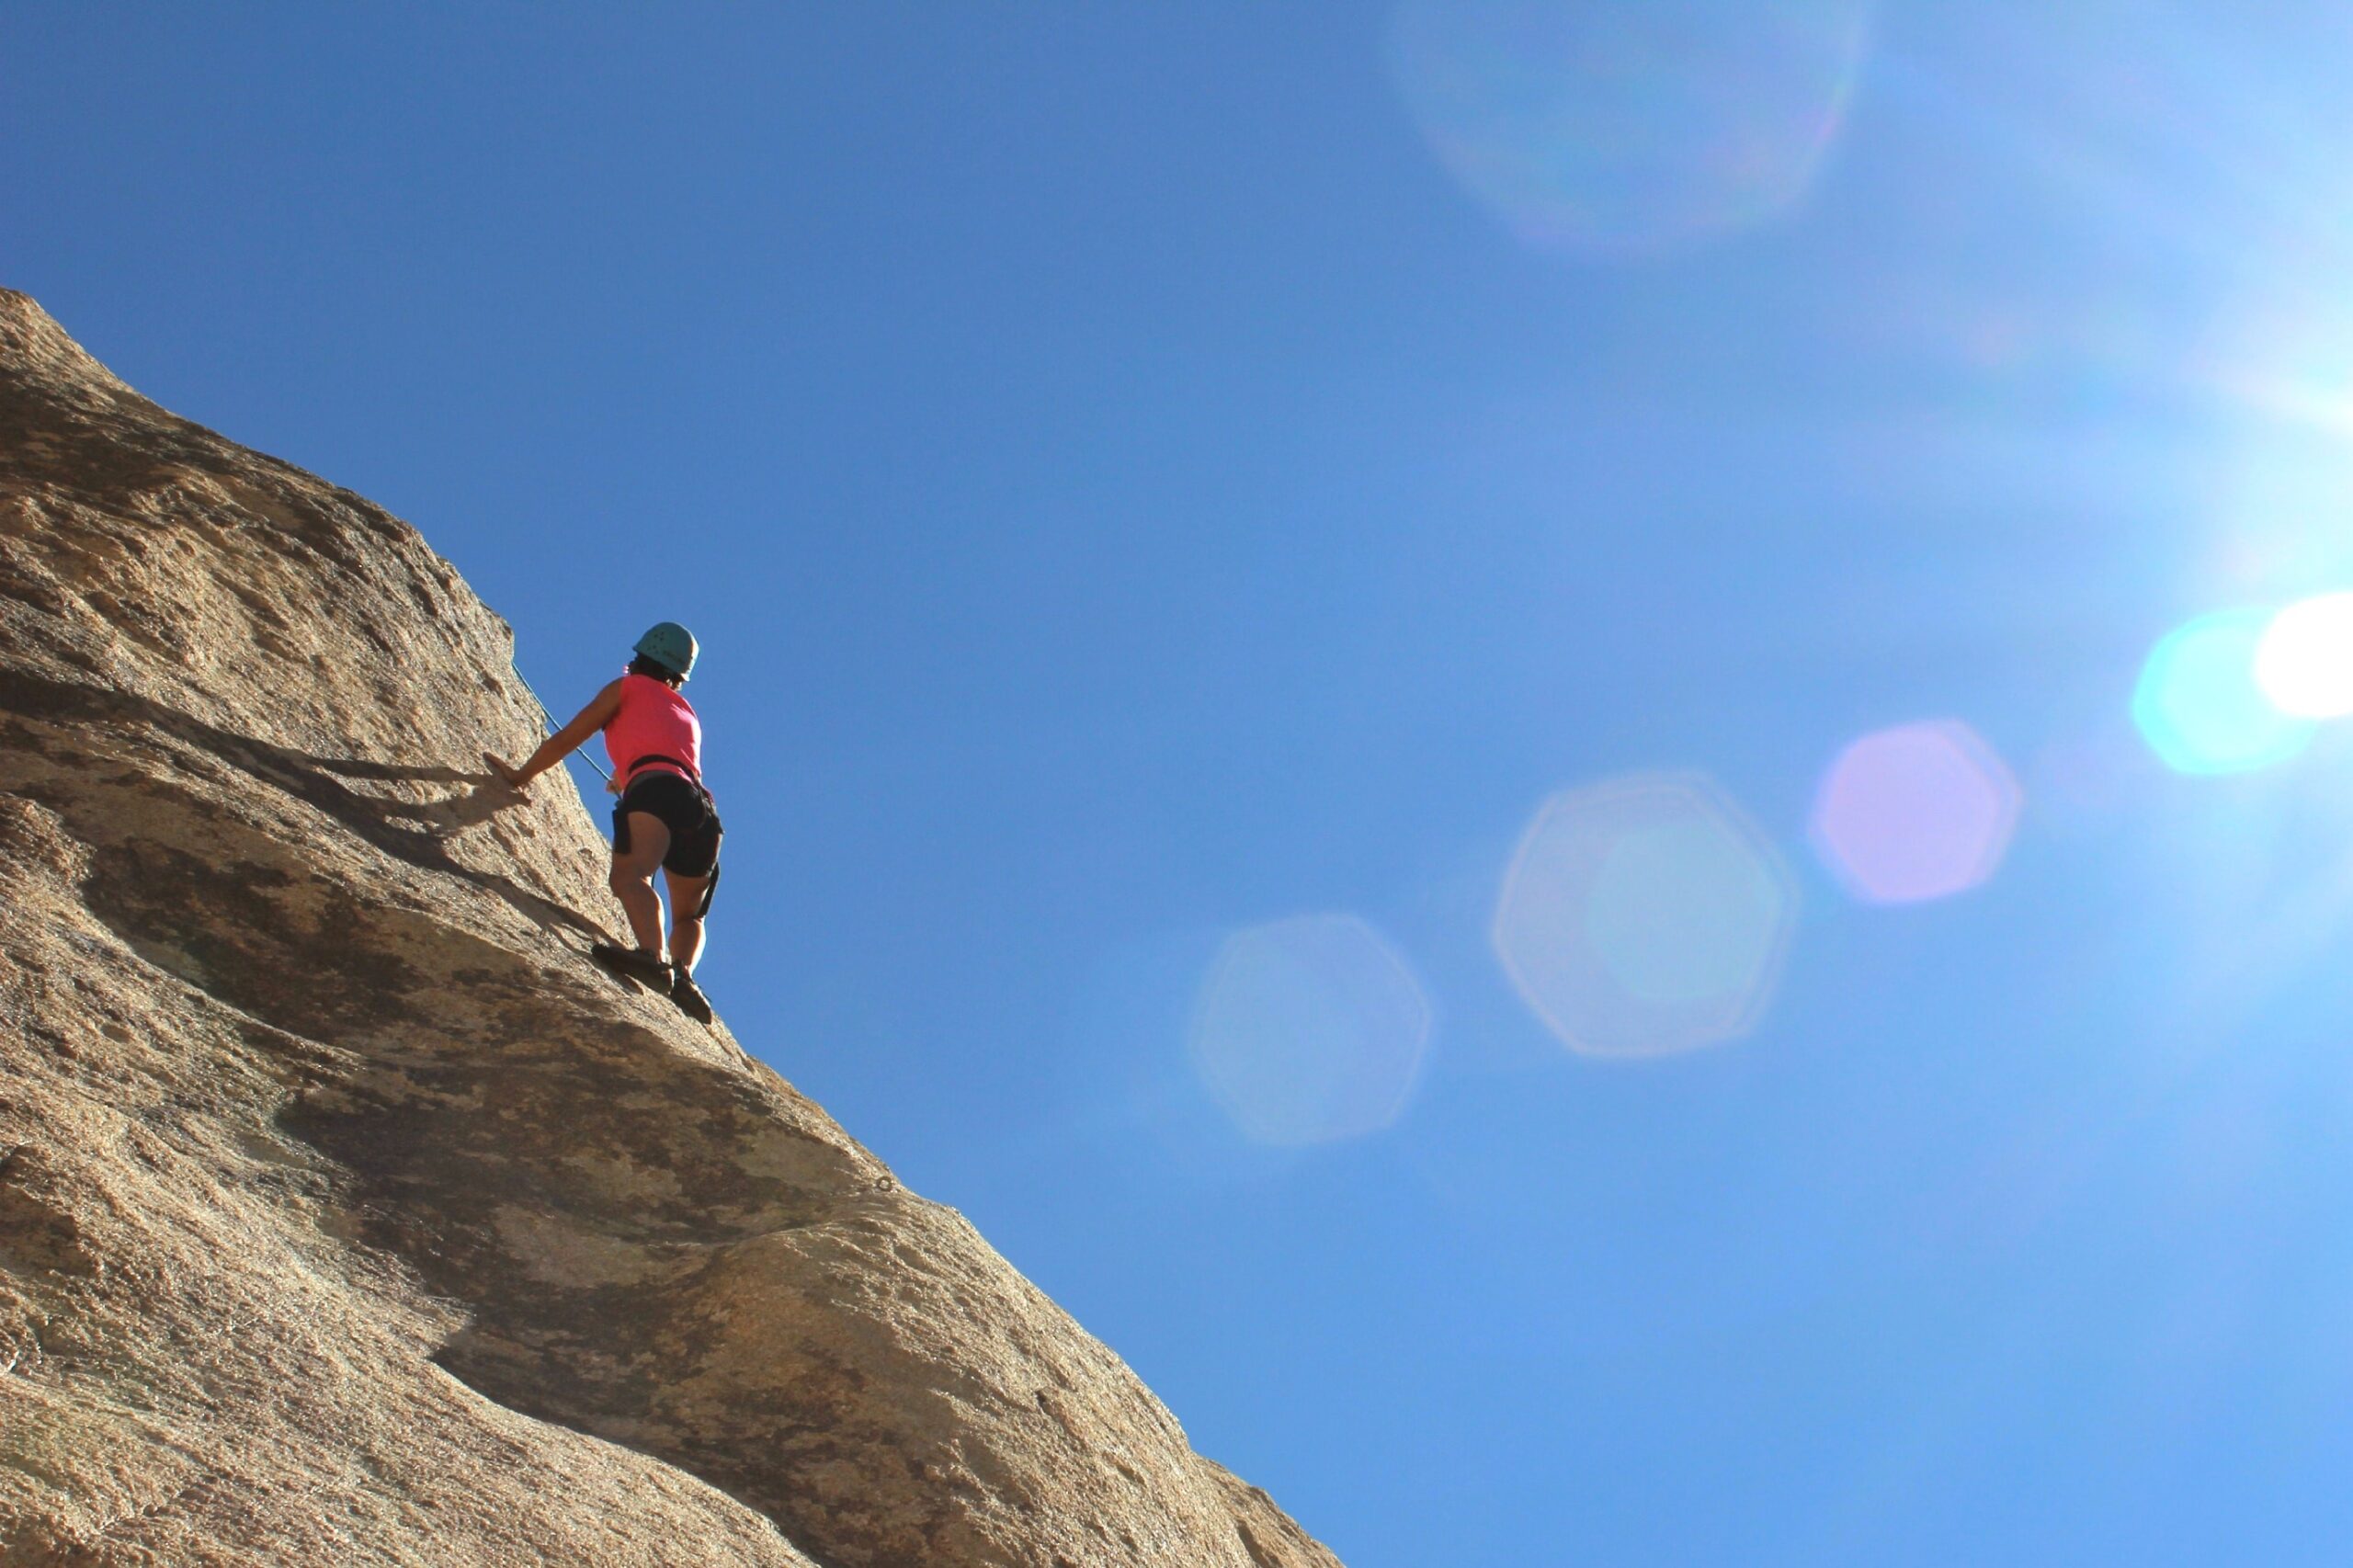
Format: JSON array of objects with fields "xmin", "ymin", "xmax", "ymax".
[{"xmin": 15, "ymin": 3, "xmax": 2353, "ymax": 1562}]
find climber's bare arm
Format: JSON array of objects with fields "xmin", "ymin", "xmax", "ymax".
[{"xmin": 489, "ymin": 680, "xmax": 625, "ymax": 795}]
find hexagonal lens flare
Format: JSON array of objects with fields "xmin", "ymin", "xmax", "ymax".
[
  {"xmin": 1386, "ymin": 0, "xmax": 1875, "ymax": 256},
  {"xmin": 2132, "ymin": 608, "xmax": 2314, "ymax": 775},
  {"xmin": 2256, "ymin": 592, "xmax": 2353, "ymax": 719},
  {"xmin": 1188, "ymin": 915, "xmax": 1433, "ymax": 1146},
  {"xmin": 1809, "ymin": 721, "xmax": 2022, "ymax": 905},
  {"xmin": 1492, "ymin": 773, "xmax": 1796, "ymax": 1057}
]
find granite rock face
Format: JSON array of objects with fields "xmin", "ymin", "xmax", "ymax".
[{"xmin": 0, "ymin": 291, "xmax": 1340, "ymax": 1568}]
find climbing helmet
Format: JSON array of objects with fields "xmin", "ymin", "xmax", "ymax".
[{"xmin": 633, "ymin": 621, "xmax": 699, "ymax": 680}]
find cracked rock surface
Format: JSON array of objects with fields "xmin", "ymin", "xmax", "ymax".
[{"xmin": 0, "ymin": 290, "xmax": 1341, "ymax": 1568}]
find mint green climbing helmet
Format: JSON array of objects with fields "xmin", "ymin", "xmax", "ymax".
[{"xmin": 633, "ymin": 621, "xmax": 699, "ymax": 680}]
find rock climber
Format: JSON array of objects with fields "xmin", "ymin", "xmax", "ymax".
[{"xmin": 488, "ymin": 622, "xmax": 722, "ymax": 1025}]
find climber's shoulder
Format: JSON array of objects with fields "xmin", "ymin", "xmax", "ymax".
[{"xmin": 584, "ymin": 677, "xmax": 628, "ymax": 721}]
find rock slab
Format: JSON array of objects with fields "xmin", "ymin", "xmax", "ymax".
[{"xmin": 0, "ymin": 290, "xmax": 1341, "ymax": 1568}]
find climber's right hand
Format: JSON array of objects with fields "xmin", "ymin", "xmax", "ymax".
[{"xmin": 484, "ymin": 753, "xmax": 531, "ymax": 798}]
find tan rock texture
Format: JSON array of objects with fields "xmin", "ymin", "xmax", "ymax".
[{"xmin": 0, "ymin": 290, "xmax": 1341, "ymax": 1568}]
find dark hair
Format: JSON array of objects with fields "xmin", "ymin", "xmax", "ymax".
[{"xmin": 627, "ymin": 653, "xmax": 682, "ymax": 686}]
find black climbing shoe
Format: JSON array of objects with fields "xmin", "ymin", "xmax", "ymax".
[
  {"xmin": 591, "ymin": 943, "xmax": 672, "ymax": 991},
  {"xmin": 671, "ymin": 969, "xmax": 713, "ymax": 1026}
]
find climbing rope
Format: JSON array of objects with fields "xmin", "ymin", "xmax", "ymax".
[{"xmin": 511, "ymin": 661, "xmax": 613, "ymax": 783}]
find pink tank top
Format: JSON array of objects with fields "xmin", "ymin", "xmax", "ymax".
[{"xmin": 603, "ymin": 673, "xmax": 704, "ymax": 790}]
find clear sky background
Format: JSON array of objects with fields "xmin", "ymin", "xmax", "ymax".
[{"xmin": 15, "ymin": 4, "xmax": 2353, "ymax": 1562}]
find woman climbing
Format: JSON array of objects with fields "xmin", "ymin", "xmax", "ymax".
[{"xmin": 489, "ymin": 621, "xmax": 722, "ymax": 1024}]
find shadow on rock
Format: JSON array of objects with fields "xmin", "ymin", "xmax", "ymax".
[{"xmin": 1, "ymin": 667, "xmax": 601, "ymax": 943}]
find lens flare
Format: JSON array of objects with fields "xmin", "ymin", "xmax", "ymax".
[
  {"xmin": 2256, "ymin": 592, "xmax": 2353, "ymax": 719},
  {"xmin": 1810, "ymin": 721, "xmax": 2023, "ymax": 904},
  {"xmin": 1386, "ymin": 0, "xmax": 1874, "ymax": 256},
  {"xmin": 2132, "ymin": 608, "xmax": 2314, "ymax": 775},
  {"xmin": 1493, "ymin": 773, "xmax": 1796, "ymax": 1057},
  {"xmin": 1188, "ymin": 915, "xmax": 1433, "ymax": 1146}
]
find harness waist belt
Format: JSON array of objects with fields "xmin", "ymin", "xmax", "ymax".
[{"xmin": 624, "ymin": 754, "xmax": 701, "ymax": 786}]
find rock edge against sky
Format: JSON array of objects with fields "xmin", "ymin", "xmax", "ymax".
[{"xmin": 0, "ymin": 289, "xmax": 1341, "ymax": 1568}]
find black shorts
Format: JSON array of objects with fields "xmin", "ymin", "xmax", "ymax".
[{"xmin": 612, "ymin": 770, "xmax": 723, "ymax": 882}]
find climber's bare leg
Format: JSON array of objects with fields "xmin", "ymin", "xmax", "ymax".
[
  {"xmin": 665, "ymin": 869, "xmax": 711, "ymax": 974},
  {"xmin": 610, "ymin": 814, "xmax": 670, "ymax": 957}
]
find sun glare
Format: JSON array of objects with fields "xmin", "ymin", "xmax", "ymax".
[
  {"xmin": 2255, "ymin": 592, "xmax": 2353, "ymax": 719},
  {"xmin": 2132, "ymin": 608, "xmax": 2314, "ymax": 775}
]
